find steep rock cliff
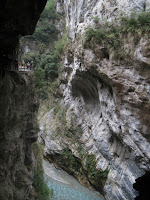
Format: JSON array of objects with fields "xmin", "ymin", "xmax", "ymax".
[
  {"xmin": 0, "ymin": 0, "xmax": 47, "ymax": 199},
  {"xmin": 0, "ymin": 71, "xmax": 38, "ymax": 199},
  {"xmin": 38, "ymin": 0, "xmax": 150, "ymax": 200}
]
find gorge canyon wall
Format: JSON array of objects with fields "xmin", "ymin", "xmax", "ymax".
[{"xmin": 38, "ymin": 0, "xmax": 150, "ymax": 200}]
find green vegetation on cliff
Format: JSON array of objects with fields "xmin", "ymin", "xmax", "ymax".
[
  {"xmin": 21, "ymin": 0, "xmax": 67, "ymax": 99},
  {"xmin": 22, "ymin": 0, "xmax": 110, "ymax": 195},
  {"xmin": 85, "ymin": 154, "xmax": 109, "ymax": 191},
  {"xmin": 61, "ymin": 148, "xmax": 82, "ymax": 171},
  {"xmin": 84, "ymin": 11, "xmax": 150, "ymax": 60},
  {"xmin": 33, "ymin": 143, "xmax": 53, "ymax": 200},
  {"xmin": 25, "ymin": 0, "xmax": 59, "ymax": 47},
  {"xmin": 47, "ymin": 147, "xmax": 109, "ymax": 193}
]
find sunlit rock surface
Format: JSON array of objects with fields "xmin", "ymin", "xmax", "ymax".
[{"xmin": 39, "ymin": 0, "xmax": 150, "ymax": 200}]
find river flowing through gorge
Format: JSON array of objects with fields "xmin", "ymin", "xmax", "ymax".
[{"xmin": 43, "ymin": 160, "xmax": 105, "ymax": 200}]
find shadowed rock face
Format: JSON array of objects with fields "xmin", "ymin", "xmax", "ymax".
[
  {"xmin": 0, "ymin": 71, "xmax": 39, "ymax": 200},
  {"xmin": 0, "ymin": 0, "xmax": 47, "ymax": 199},
  {"xmin": 0, "ymin": 0, "xmax": 47, "ymax": 67}
]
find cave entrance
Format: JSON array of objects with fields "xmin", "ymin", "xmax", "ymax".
[{"xmin": 133, "ymin": 171, "xmax": 150, "ymax": 200}]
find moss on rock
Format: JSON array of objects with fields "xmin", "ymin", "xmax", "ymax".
[
  {"xmin": 45, "ymin": 147, "xmax": 109, "ymax": 194},
  {"xmin": 33, "ymin": 142, "xmax": 53, "ymax": 200}
]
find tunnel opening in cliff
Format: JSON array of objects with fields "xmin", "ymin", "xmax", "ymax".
[{"xmin": 133, "ymin": 171, "xmax": 150, "ymax": 200}]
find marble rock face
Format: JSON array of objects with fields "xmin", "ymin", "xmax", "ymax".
[{"xmin": 39, "ymin": 0, "xmax": 150, "ymax": 200}]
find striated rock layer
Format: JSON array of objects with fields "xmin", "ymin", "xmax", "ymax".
[{"xmin": 38, "ymin": 0, "xmax": 150, "ymax": 200}]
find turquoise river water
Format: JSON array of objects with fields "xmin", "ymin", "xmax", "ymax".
[{"xmin": 43, "ymin": 160, "xmax": 105, "ymax": 200}]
